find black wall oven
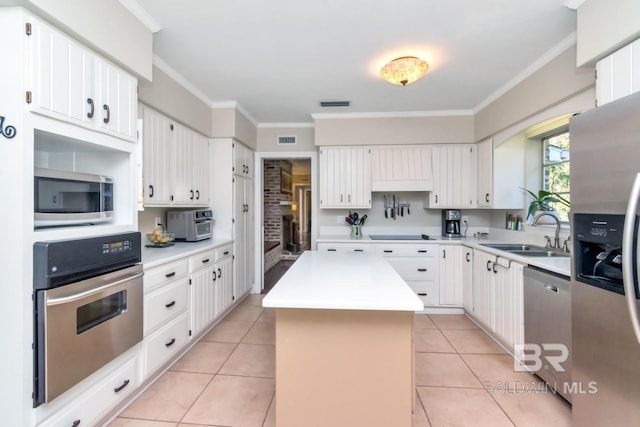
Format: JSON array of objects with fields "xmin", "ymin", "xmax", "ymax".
[{"xmin": 33, "ymin": 232, "xmax": 142, "ymax": 407}]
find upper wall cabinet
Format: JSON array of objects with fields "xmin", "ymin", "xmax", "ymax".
[
  {"xmin": 142, "ymin": 106, "xmax": 210, "ymax": 207},
  {"xmin": 319, "ymin": 146, "xmax": 371, "ymax": 209},
  {"xmin": 596, "ymin": 38, "xmax": 640, "ymax": 107},
  {"xmin": 479, "ymin": 137, "xmax": 525, "ymax": 209},
  {"xmin": 233, "ymin": 142, "xmax": 254, "ymax": 179},
  {"xmin": 429, "ymin": 144, "xmax": 477, "ymax": 208},
  {"xmin": 371, "ymin": 145, "xmax": 433, "ymax": 192},
  {"xmin": 476, "ymin": 138, "xmax": 493, "ymax": 207},
  {"xmin": 27, "ymin": 15, "xmax": 137, "ymax": 142}
]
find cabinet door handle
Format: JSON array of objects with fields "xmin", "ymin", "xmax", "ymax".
[
  {"xmin": 165, "ymin": 338, "xmax": 176, "ymax": 347},
  {"xmin": 165, "ymin": 300, "xmax": 176, "ymax": 308},
  {"xmin": 327, "ymin": 248, "xmax": 337, "ymax": 252},
  {"xmin": 102, "ymin": 104, "xmax": 110, "ymax": 124},
  {"xmin": 418, "ymin": 293, "xmax": 428, "ymax": 296},
  {"xmin": 149, "ymin": 185, "xmax": 154, "ymax": 198},
  {"xmin": 246, "ymin": 203, "xmax": 249, "ymax": 212},
  {"xmin": 212, "ymin": 271, "xmax": 217, "ymax": 281},
  {"xmin": 348, "ymin": 194, "xmax": 351, "ymax": 203},
  {"xmin": 485, "ymin": 193, "xmax": 490, "ymax": 203},
  {"xmin": 544, "ymin": 284, "xmax": 559, "ymax": 293},
  {"xmin": 466, "ymin": 252, "xmax": 471, "ymax": 262},
  {"xmin": 383, "ymin": 250, "xmax": 393, "ymax": 253},
  {"xmin": 190, "ymin": 190, "xmax": 194, "ymax": 200},
  {"xmin": 442, "ymin": 249, "xmax": 446, "ymax": 259},
  {"xmin": 113, "ymin": 379, "xmax": 130, "ymax": 393},
  {"xmin": 86, "ymin": 98, "xmax": 94, "ymax": 118},
  {"xmin": 202, "ymin": 258, "xmax": 210, "ymax": 263},
  {"xmin": 418, "ymin": 250, "xmax": 427, "ymax": 253},
  {"xmin": 486, "ymin": 260, "xmax": 492, "ymax": 271},
  {"xmin": 224, "ymin": 251, "xmax": 229, "ymax": 255},
  {"xmin": 417, "ymin": 268, "xmax": 427, "ymax": 272},
  {"xmin": 340, "ymin": 194, "xmax": 344, "ymax": 203},
  {"xmin": 71, "ymin": 420, "xmax": 80, "ymax": 427},
  {"xmin": 435, "ymin": 194, "xmax": 438, "ymax": 203},
  {"xmin": 218, "ymin": 268, "xmax": 222, "ymax": 278},
  {"xmin": 165, "ymin": 272, "xmax": 176, "ymax": 278},
  {"xmin": 195, "ymin": 190, "xmax": 200, "ymax": 200},
  {"xmin": 354, "ymin": 249, "xmax": 364, "ymax": 252}
]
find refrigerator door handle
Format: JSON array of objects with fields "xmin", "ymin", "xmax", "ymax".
[{"xmin": 622, "ymin": 172, "xmax": 640, "ymax": 344}]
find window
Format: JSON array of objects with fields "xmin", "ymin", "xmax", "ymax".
[{"xmin": 542, "ymin": 131, "xmax": 570, "ymax": 222}]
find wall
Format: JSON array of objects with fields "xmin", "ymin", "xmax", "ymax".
[
  {"xmin": 313, "ymin": 114, "xmax": 475, "ymax": 146},
  {"xmin": 577, "ymin": 0, "xmax": 640, "ymax": 66},
  {"xmin": 475, "ymin": 45, "xmax": 594, "ymax": 141},
  {"xmin": 210, "ymin": 105, "xmax": 258, "ymax": 149},
  {"xmin": 20, "ymin": 0, "xmax": 153, "ymax": 79},
  {"xmin": 263, "ymin": 160, "xmax": 293, "ymax": 243},
  {"xmin": 257, "ymin": 126, "xmax": 315, "ymax": 152}
]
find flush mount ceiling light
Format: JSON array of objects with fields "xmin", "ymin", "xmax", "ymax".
[{"xmin": 380, "ymin": 56, "xmax": 429, "ymax": 86}]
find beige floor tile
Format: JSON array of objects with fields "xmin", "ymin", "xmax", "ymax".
[
  {"xmin": 412, "ymin": 392, "xmax": 431, "ymax": 427},
  {"xmin": 201, "ymin": 320, "xmax": 253, "ymax": 343},
  {"xmin": 414, "ymin": 314, "xmax": 437, "ymax": 329},
  {"xmin": 262, "ymin": 396, "xmax": 276, "ymax": 427},
  {"xmin": 441, "ymin": 329, "xmax": 507, "ymax": 354},
  {"xmin": 182, "ymin": 375, "xmax": 275, "ymax": 427},
  {"xmin": 491, "ymin": 386, "xmax": 571, "ymax": 427},
  {"xmin": 239, "ymin": 293, "xmax": 265, "ymax": 306},
  {"xmin": 256, "ymin": 308, "xmax": 276, "ymax": 323},
  {"xmin": 170, "ymin": 341, "xmax": 236, "ymax": 374},
  {"xmin": 429, "ymin": 314, "xmax": 479, "ymax": 330},
  {"xmin": 219, "ymin": 343, "xmax": 276, "ymax": 378},
  {"xmin": 415, "ymin": 353, "xmax": 482, "ymax": 388},
  {"xmin": 108, "ymin": 419, "xmax": 177, "ymax": 427},
  {"xmin": 461, "ymin": 354, "xmax": 538, "ymax": 385},
  {"xmin": 224, "ymin": 303, "xmax": 264, "ymax": 322},
  {"xmin": 417, "ymin": 386, "xmax": 514, "ymax": 427},
  {"xmin": 242, "ymin": 321, "xmax": 276, "ymax": 345},
  {"xmin": 414, "ymin": 329, "xmax": 455, "ymax": 353},
  {"xmin": 119, "ymin": 371, "xmax": 213, "ymax": 422}
]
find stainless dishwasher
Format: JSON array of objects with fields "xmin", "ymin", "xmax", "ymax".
[{"xmin": 523, "ymin": 266, "xmax": 572, "ymax": 403}]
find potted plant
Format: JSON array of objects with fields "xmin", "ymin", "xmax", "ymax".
[{"xmin": 520, "ymin": 188, "xmax": 570, "ymax": 223}]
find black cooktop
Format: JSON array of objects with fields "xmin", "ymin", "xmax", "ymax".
[{"xmin": 368, "ymin": 234, "xmax": 433, "ymax": 240}]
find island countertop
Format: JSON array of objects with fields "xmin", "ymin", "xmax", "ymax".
[{"xmin": 262, "ymin": 251, "xmax": 423, "ymax": 311}]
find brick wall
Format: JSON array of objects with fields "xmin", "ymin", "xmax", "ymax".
[{"xmin": 263, "ymin": 159, "xmax": 293, "ymax": 244}]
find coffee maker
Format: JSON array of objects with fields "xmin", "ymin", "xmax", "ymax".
[{"xmin": 442, "ymin": 210, "xmax": 461, "ymax": 238}]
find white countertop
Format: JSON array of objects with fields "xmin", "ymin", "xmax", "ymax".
[
  {"xmin": 316, "ymin": 234, "xmax": 571, "ymax": 277},
  {"xmin": 262, "ymin": 251, "xmax": 424, "ymax": 311},
  {"xmin": 142, "ymin": 237, "xmax": 234, "ymax": 268}
]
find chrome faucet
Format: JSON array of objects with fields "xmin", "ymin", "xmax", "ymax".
[{"xmin": 532, "ymin": 212, "xmax": 561, "ymax": 250}]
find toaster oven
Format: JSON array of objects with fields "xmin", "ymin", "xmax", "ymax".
[{"xmin": 167, "ymin": 209, "xmax": 213, "ymax": 241}]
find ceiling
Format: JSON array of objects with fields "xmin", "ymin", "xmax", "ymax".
[{"xmin": 127, "ymin": 0, "xmax": 578, "ymax": 125}]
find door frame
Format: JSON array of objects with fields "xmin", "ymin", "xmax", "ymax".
[{"xmin": 253, "ymin": 151, "xmax": 318, "ymax": 293}]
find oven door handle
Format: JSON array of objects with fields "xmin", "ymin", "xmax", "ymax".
[
  {"xmin": 623, "ymin": 172, "xmax": 640, "ymax": 344},
  {"xmin": 46, "ymin": 270, "xmax": 144, "ymax": 306}
]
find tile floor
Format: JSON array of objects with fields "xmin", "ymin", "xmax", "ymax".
[{"xmin": 108, "ymin": 295, "xmax": 571, "ymax": 427}]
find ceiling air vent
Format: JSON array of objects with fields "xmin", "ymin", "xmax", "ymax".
[
  {"xmin": 278, "ymin": 135, "xmax": 297, "ymax": 145},
  {"xmin": 320, "ymin": 100, "xmax": 350, "ymax": 107}
]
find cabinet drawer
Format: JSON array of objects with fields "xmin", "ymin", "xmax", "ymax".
[
  {"xmin": 386, "ymin": 257, "xmax": 436, "ymax": 280},
  {"xmin": 144, "ymin": 278, "xmax": 189, "ymax": 335},
  {"xmin": 214, "ymin": 244, "xmax": 233, "ymax": 262},
  {"xmin": 190, "ymin": 250, "xmax": 216, "ymax": 272},
  {"xmin": 143, "ymin": 312, "xmax": 189, "ymax": 378},
  {"xmin": 407, "ymin": 280, "xmax": 438, "ymax": 306},
  {"xmin": 376, "ymin": 244, "xmax": 437, "ymax": 257},
  {"xmin": 317, "ymin": 243, "xmax": 370, "ymax": 253},
  {"xmin": 144, "ymin": 258, "xmax": 189, "ymax": 292},
  {"xmin": 39, "ymin": 353, "xmax": 138, "ymax": 427}
]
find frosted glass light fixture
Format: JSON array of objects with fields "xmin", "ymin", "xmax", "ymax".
[{"xmin": 380, "ymin": 56, "xmax": 429, "ymax": 86}]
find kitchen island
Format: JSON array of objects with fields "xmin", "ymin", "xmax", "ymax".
[{"xmin": 262, "ymin": 251, "xmax": 423, "ymax": 427}]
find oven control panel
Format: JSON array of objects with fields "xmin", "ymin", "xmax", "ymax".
[{"xmin": 102, "ymin": 240, "xmax": 132, "ymax": 255}]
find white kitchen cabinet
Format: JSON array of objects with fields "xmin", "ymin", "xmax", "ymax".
[
  {"xmin": 596, "ymin": 38, "xmax": 640, "ymax": 106},
  {"xmin": 438, "ymin": 245, "xmax": 463, "ymax": 306},
  {"xmin": 27, "ymin": 15, "xmax": 137, "ymax": 141},
  {"xmin": 474, "ymin": 137, "xmax": 525, "ymax": 209},
  {"xmin": 375, "ymin": 243, "xmax": 439, "ymax": 307},
  {"xmin": 142, "ymin": 312, "xmax": 189, "ymax": 377},
  {"xmin": 189, "ymin": 250, "xmax": 217, "ymax": 338},
  {"xmin": 429, "ymin": 144, "xmax": 477, "ymax": 208},
  {"xmin": 370, "ymin": 145, "xmax": 433, "ymax": 191},
  {"xmin": 144, "ymin": 278, "xmax": 189, "ymax": 336},
  {"xmin": 461, "ymin": 247, "xmax": 474, "ymax": 313},
  {"xmin": 493, "ymin": 257, "xmax": 525, "ymax": 352},
  {"xmin": 317, "ymin": 242, "xmax": 371, "ymax": 253},
  {"xmin": 234, "ymin": 142, "xmax": 254, "ymax": 179},
  {"xmin": 214, "ymin": 245, "xmax": 234, "ymax": 316},
  {"xmin": 319, "ymin": 146, "xmax": 371, "ymax": 209},
  {"xmin": 141, "ymin": 105, "xmax": 210, "ymax": 207},
  {"xmin": 234, "ymin": 173, "xmax": 254, "ymax": 299},
  {"xmin": 38, "ymin": 352, "xmax": 138, "ymax": 427},
  {"xmin": 472, "ymin": 249, "xmax": 495, "ymax": 330}
]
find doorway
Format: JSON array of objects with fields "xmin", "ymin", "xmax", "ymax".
[{"xmin": 254, "ymin": 151, "xmax": 317, "ymax": 294}]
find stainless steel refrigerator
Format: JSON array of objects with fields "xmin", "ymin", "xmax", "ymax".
[{"xmin": 570, "ymin": 90, "xmax": 640, "ymax": 425}]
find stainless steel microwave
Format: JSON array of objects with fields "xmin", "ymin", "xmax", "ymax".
[{"xmin": 34, "ymin": 168, "xmax": 114, "ymax": 227}]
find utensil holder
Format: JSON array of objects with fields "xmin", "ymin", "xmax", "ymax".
[{"xmin": 350, "ymin": 225, "xmax": 362, "ymax": 239}]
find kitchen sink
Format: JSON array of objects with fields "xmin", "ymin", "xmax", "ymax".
[
  {"xmin": 507, "ymin": 250, "xmax": 570, "ymax": 258},
  {"xmin": 480, "ymin": 243, "xmax": 547, "ymax": 251}
]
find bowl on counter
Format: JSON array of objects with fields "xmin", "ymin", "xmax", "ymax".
[{"xmin": 145, "ymin": 231, "xmax": 175, "ymax": 246}]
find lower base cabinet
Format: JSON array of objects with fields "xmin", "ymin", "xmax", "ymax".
[
  {"xmin": 142, "ymin": 313, "xmax": 189, "ymax": 378},
  {"xmin": 38, "ymin": 352, "xmax": 138, "ymax": 427}
]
